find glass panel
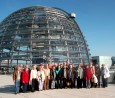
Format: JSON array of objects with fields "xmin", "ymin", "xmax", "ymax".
[
  {"xmin": 19, "ymin": 46, "xmax": 27, "ymax": 51},
  {"xmin": 69, "ymin": 52, "xmax": 80, "ymax": 57},
  {"xmin": 12, "ymin": 60, "xmax": 17, "ymax": 64},
  {"xmin": 18, "ymin": 60, "xmax": 26, "ymax": 65},
  {"xmin": 56, "ymin": 46, "xmax": 67, "ymax": 51},
  {"xmin": 51, "ymin": 51, "xmax": 67, "ymax": 57},
  {"xmin": 13, "ymin": 52, "xmax": 18, "ymax": 56},
  {"xmin": 70, "ymin": 58, "xmax": 80, "ymax": 63},
  {"xmin": 50, "ymin": 40, "xmax": 65, "ymax": 45},
  {"xmin": 69, "ymin": 46, "xmax": 79, "ymax": 51},
  {"xmin": 3, "ymin": 49, "xmax": 10, "ymax": 52},
  {"xmin": 33, "ymin": 46, "xmax": 49, "ymax": 51},
  {"xmin": 49, "ymin": 35, "xmax": 60, "ymax": 39},
  {"xmin": 15, "ymin": 35, "xmax": 21, "ymax": 40},
  {"xmin": 67, "ymin": 41, "xmax": 77, "ymax": 45}
]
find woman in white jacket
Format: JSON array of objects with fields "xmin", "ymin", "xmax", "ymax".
[
  {"xmin": 101, "ymin": 64, "xmax": 110, "ymax": 88},
  {"xmin": 30, "ymin": 64, "xmax": 38, "ymax": 92},
  {"xmin": 37, "ymin": 66, "xmax": 45, "ymax": 91}
]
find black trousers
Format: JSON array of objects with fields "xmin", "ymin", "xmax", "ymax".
[
  {"xmin": 83, "ymin": 78, "xmax": 86, "ymax": 88},
  {"xmin": 31, "ymin": 79, "xmax": 38, "ymax": 92},
  {"xmin": 102, "ymin": 76, "xmax": 108, "ymax": 87},
  {"xmin": 49, "ymin": 79, "xmax": 52, "ymax": 89},
  {"xmin": 91, "ymin": 81, "xmax": 94, "ymax": 88},
  {"xmin": 23, "ymin": 83, "xmax": 29, "ymax": 92},
  {"xmin": 77, "ymin": 77, "xmax": 83, "ymax": 88},
  {"xmin": 97, "ymin": 76, "xmax": 100, "ymax": 87},
  {"xmin": 62, "ymin": 78, "xmax": 67, "ymax": 88},
  {"xmin": 19, "ymin": 81, "xmax": 23, "ymax": 92},
  {"xmin": 56, "ymin": 78, "xmax": 62, "ymax": 89},
  {"xmin": 68, "ymin": 78, "xmax": 74, "ymax": 88}
]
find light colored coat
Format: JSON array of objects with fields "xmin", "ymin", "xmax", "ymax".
[
  {"xmin": 101, "ymin": 66, "xmax": 110, "ymax": 78},
  {"xmin": 77, "ymin": 67, "xmax": 84, "ymax": 79},
  {"xmin": 37, "ymin": 70, "xmax": 45, "ymax": 81},
  {"xmin": 44, "ymin": 69, "xmax": 50, "ymax": 79}
]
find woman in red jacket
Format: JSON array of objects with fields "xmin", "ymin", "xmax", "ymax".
[
  {"xmin": 85, "ymin": 65, "xmax": 92, "ymax": 88},
  {"xmin": 21, "ymin": 65, "xmax": 30, "ymax": 92}
]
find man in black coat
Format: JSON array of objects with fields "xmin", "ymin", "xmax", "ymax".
[{"xmin": 61, "ymin": 64, "xmax": 68, "ymax": 88}]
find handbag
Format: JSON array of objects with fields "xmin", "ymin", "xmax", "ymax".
[{"xmin": 104, "ymin": 73, "xmax": 110, "ymax": 78}]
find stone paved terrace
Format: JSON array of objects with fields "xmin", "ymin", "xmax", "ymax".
[{"xmin": 0, "ymin": 75, "xmax": 115, "ymax": 98}]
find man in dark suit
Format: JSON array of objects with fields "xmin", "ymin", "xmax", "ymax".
[
  {"xmin": 67, "ymin": 64, "xmax": 75, "ymax": 88},
  {"xmin": 50, "ymin": 65, "xmax": 56, "ymax": 89},
  {"xmin": 61, "ymin": 64, "xmax": 68, "ymax": 88}
]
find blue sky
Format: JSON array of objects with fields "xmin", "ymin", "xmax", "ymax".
[{"xmin": 0, "ymin": 0, "xmax": 115, "ymax": 56}]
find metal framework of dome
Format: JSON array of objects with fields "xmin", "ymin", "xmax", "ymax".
[{"xmin": 0, "ymin": 6, "xmax": 90, "ymax": 66}]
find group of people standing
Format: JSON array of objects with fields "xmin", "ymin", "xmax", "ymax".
[{"xmin": 13, "ymin": 63, "xmax": 110, "ymax": 94}]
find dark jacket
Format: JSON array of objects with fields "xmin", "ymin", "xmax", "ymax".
[
  {"xmin": 50, "ymin": 69, "xmax": 56, "ymax": 80},
  {"xmin": 68, "ymin": 68, "xmax": 75, "ymax": 81},
  {"xmin": 56, "ymin": 68, "xmax": 62, "ymax": 79},
  {"xmin": 61, "ymin": 68, "xmax": 68, "ymax": 79},
  {"xmin": 13, "ymin": 70, "xmax": 21, "ymax": 81}
]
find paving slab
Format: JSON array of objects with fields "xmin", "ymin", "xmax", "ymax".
[{"xmin": 0, "ymin": 75, "xmax": 115, "ymax": 98}]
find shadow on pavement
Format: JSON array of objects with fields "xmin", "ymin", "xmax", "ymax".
[{"xmin": 0, "ymin": 85, "xmax": 15, "ymax": 94}]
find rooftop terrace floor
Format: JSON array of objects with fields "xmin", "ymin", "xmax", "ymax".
[{"xmin": 0, "ymin": 75, "xmax": 115, "ymax": 98}]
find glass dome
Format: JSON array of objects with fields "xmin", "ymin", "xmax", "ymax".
[{"xmin": 0, "ymin": 6, "xmax": 90, "ymax": 66}]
